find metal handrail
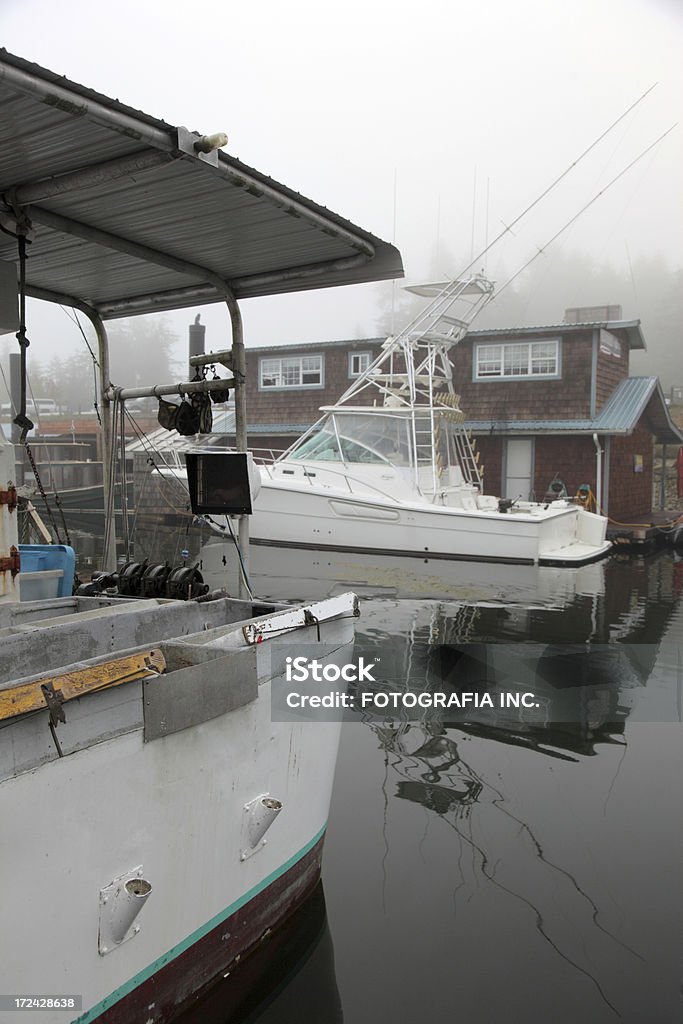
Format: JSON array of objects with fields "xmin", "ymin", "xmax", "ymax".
[{"xmin": 262, "ymin": 459, "xmax": 424, "ymax": 505}]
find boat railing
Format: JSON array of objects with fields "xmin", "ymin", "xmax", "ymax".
[
  {"xmin": 250, "ymin": 448, "xmax": 285, "ymax": 464},
  {"xmin": 260, "ymin": 459, "xmax": 415, "ymax": 504}
]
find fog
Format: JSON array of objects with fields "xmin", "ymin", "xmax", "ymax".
[{"xmin": 2, "ymin": 0, "xmax": 682, "ymax": 380}]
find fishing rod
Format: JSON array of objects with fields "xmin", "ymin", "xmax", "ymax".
[
  {"xmin": 388, "ymin": 84, "xmax": 660, "ymax": 345},
  {"xmin": 457, "ymin": 82, "xmax": 659, "ymax": 281},
  {"xmin": 496, "ymin": 122, "xmax": 677, "ymax": 298}
]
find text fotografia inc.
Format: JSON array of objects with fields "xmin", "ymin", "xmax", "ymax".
[{"xmin": 285, "ymin": 690, "xmax": 540, "ymax": 710}]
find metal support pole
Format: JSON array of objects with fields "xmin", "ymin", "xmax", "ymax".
[
  {"xmin": 660, "ymin": 444, "xmax": 667, "ymax": 510},
  {"xmin": 87, "ymin": 312, "xmax": 117, "ymax": 571},
  {"xmin": 110, "ymin": 377, "xmax": 235, "ymax": 402},
  {"xmin": 224, "ymin": 291, "xmax": 250, "ymax": 594},
  {"xmin": 592, "ymin": 433, "xmax": 603, "ymax": 513}
]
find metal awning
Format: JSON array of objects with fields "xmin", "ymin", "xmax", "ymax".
[{"xmin": 0, "ymin": 49, "xmax": 403, "ymax": 319}]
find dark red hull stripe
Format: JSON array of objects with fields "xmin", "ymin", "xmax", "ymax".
[{"xmin": 74, "ymin": 826, "xmax": 326, "ymax": 1024}]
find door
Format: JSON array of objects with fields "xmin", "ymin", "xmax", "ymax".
[{"xmin": 504, "ymin": 439, "xmax": 533, "ymax": 500}]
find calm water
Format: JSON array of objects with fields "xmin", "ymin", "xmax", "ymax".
[{"xmin": 74, "ymin": 532, "xmax": 683, "ymax": 1022}]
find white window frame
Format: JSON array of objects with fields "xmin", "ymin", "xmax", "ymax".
[
  {"xmin": 474, "ymin": 339, "xmax": 560, "ymax": 380},
  {"xmin": 259, "ymin": 354, "xmax": 324, "ymax": 390},
  {"xmin": 348, "ymin": 351, "xmax": 372, "ymax": 378}
]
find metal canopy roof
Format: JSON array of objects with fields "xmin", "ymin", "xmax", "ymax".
[{"xmin": 0, "ymin": 49, "xmax": 403, "ymax": 320}]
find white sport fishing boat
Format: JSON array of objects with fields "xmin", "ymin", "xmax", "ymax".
[{"xmin": 247, "ymin": 276, "xmax": 611, "ymax": 566}]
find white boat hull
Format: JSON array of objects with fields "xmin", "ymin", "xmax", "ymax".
[
  {"xmin": 249, "ymin": 475, "xmax": 611, "ymax": 566},
  {"xmin": 0, "ymin": 594, "xmax": 355, "ymax": 1024}
]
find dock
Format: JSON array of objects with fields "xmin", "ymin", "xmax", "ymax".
[{"xmin": 608, "ymin": 509, "xmax": 683, "ymax": 550}]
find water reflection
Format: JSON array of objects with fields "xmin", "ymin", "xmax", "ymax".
[
  {"xmin": 361, "ymin": 717, "xmax": 642, "ymax": 1019},
  {"xmin": 69, "ymin": 526, "xmax": 683, "ymax": 1022},
  {"xmin": 320, "ymin": 553, "xmax": 683, "ymax": 1024}
]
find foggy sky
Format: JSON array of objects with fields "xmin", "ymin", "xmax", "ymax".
[{"xmin": 2, "ymin": 0, "xmax": 682, "ymax": 377}]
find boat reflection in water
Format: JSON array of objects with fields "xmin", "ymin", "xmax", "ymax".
[
  {"xmin": 198, "ymin": 536, "xmax": 608, "ymax": 606},
  {"xmin": 321, "ymin": 550, "xmax": 682, "ymax": 1024}
]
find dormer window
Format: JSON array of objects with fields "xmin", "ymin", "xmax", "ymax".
[{"xmin": 474, "ymin": 339, "xmax": 560, "ymax": 380}]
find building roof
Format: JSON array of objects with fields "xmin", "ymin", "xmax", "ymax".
[
  {"xmin": 465, "ymin": 377, "xmax": 683, "ymax": 444},
  {"xmin": 467, "ymin": 320, "xmax": 646, "ymax": 350},
  {"xmin": 0, "ymin": 50, "xmax": 403, "ymax": 320},
  {"xmin": 246, "ymin": 337, "xmax": 385, "ymax": 353},
  {"xmin": 244, "ymin": 319, "xmax": 646, "ymax": 353}
]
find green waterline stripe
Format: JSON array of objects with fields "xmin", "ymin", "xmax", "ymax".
[{"xmin": 74, "ymin": 823, "xmax": 327, "ymax": 1024}]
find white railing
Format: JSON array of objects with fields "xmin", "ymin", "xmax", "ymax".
[{"xmin": 260, "ymin": 459, "xmax": 417, "ymax": 505}]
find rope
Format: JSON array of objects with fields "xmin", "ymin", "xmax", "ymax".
[
  {"xmin": 102, "ymin": 393, "xmax": 119, "ymax": 565},
  {"xmin": 576, "ymin": 487, "xmax": 683, "ymax": 531},
  {"xmin": 202, "ymin": 514, "xmax": 254, "ymax": 600},
  {"xmin": 119, "ymin": 399, "xmax": 131, "ymax": 561},
  {"xmin": 12, "ymin": 230, "xmax": 34, "ymax": 443},
  {"xmin": 25, "ymin": 374, "xmax": 71, "ymax": 546},
  {"xmin": 59, "ymin": 306, "xmax": 102, "ymax": 425},
  {"xmin": 23, "ymin": 441, "xmax": 63, "ymax": 543}
]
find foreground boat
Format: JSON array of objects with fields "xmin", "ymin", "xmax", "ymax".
[{"xmin": 0, "ymin": 442, "xmax": 356, "ymax": 1024}]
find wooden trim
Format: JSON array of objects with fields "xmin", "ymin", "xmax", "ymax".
[{"xmin": 0, "ymin": 649, "xmax": 166, "ymax": 723}]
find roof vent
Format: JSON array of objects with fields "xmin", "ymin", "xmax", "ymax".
[{"xmin": 564, "ymin": 305, "xmax": 622, "ymax": 324}]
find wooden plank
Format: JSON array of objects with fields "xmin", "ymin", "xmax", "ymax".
[{"xmin": 0, "ymin": 649, "xmax": 166, "ymax": 723}]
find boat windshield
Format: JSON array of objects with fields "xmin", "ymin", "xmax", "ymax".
[{"xmin": 288, "ymin": 412, "xmax": 412, "ymax": 466}]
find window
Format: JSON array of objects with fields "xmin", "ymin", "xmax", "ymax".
[
  {"xmin": 474, "ymin": 339, "xmax": 559, "ymax": 379},
  {"xmin": 259, "ymin": 354, "xmax": 323, "ymax": 389},
  {"xmin": 349, "ymin": 351, "xmax": 371, "ymax": 377},
  {"xmin": 599, "ymin": 329, "xmax": 621, "ymax": 358}
]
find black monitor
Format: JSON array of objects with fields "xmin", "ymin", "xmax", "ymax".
[{"xmin": 185, "ymin": 451, "xmax": 253, "ymax": 515}]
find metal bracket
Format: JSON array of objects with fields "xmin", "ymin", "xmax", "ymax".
[
  {"xmin": 99, "ymin": 866, "xmax": 151, "ymax": 955},
  {"xmin": 240, "ymin": 794, "xmax": 282, "ymax": 861},
  {"xmin": 0, "ymin": 485, "xmax": 17, "ymax": 513},
  {"xmin": 189, "ymin": 349, "xmax": 233, "ymax": 370},
  {"xmin": 0, "ymin": 545, "xmax": 20, "ymax": 576},
  {"xmin": 41, "ymin": 682, "xmax": 66, "ymax": 726},
  {"xmin": 303, "ymin": 609, "xmax": 321, "ymax": 642},
  {"xmin": 177, "ymin": 127, "xmax": 224, "ymax": 168}
]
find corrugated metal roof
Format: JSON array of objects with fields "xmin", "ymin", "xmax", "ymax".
[
  {"xmin": 594, "ymin": 376, "xmax": 657, "ymax": 430},
  {"xmin": 126, "ymin": 415, "xmax": 306, "ymax": 453},
  {"xmin": 247, "ymin": 337, "xmax": 385, "ymax": 352},
  {"xmin": 0, "ymin": 50, "xmax": 403, "ymax": 319},
  {"xmin": 465, "ymin": 377, "xmax": 683, "ymax": 444},
  {"xmin": 467, "ymin": 320, "xmax": 646, "ymax": 350}
]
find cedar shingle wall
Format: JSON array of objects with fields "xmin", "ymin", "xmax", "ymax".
[
  {"xmin": 452, "ymin": 333, "xmax": 594, "ymax": 420},
  {"xmin": 607, "ymin": 425, "xmax": 653, "ymax": 521},
  {"xmin": 595, "ymin": 342, "xmax": 629, "ymax": 412},
  {"xmin": 244, "ymin": 344, "xmax": 383, "ymax": 425},
  {"xmin": 472, "ymin": 437, "xmax": 503, "ymax": 494},
  {"xmin": 532, "ymin": 437, "xmax": 599, "ymax": 501}
]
